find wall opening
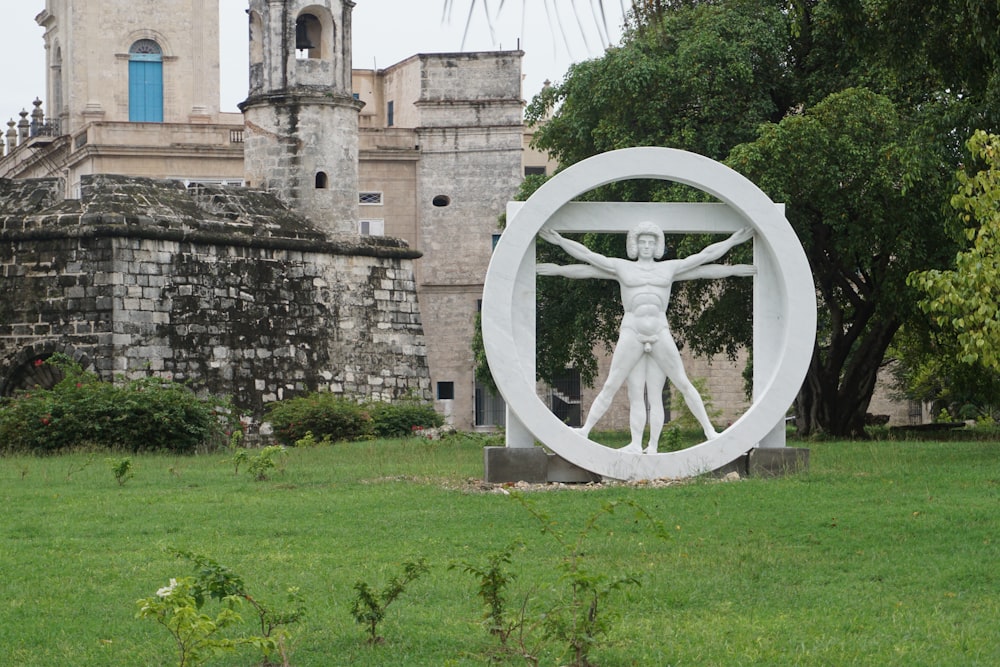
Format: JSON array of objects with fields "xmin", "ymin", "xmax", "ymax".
[
  {"xmin": 432, "ymin": 195, "xmax": 451, "ymax": 207},
  {"xmin": 295, "ymin": 14, "xmax": 322, "ymax": 59},
  {"xmin": 315, "ymin": 171, "xmax": 328, "ymax": 189},
  {"xmin": 437, "ymin": 381, "xmax": 455, "ymax": 400}
]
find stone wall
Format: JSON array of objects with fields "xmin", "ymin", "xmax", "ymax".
[{"xmin": 0, "ymin": 175, "xmax": 430, "ymax": 415}]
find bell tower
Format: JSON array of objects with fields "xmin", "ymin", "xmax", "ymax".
[{"xmin": 241, "ymin": 0, "xmax": 363, "ymax": 235}]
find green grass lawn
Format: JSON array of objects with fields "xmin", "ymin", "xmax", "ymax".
[{"xmin": 2, "ymin": 435, "xmax": 999, "ymax": 666}]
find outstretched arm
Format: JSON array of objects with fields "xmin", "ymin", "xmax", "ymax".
[
  {"xmin": 675, "ymin": 227, "xmax": 753, "ymax": 272},
  {"xmin": 675, "ymin": 263, "xmax": 756, "ymax": 281},
  {"xmin": 537, "ymin": 263, "xmax": 616, "ymax": 279},
  {"xmin": 538, "ymin": 228, "xmax": 618, "ymax": 273}
]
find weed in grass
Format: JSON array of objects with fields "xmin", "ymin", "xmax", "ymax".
[
  {"xmin": 453, "ymin": 541, "xmax": 545, "ymax": 665},
  {"xmin": 136, "ymin": 576, "xmax": 244, "ymax": 667},
  {"xmin": 228, "ymin": 448, "xmax": 249, "ymax": 475},
  {"xmin": 64, "ymin": 454, "xmax": 95, "ymax": 480},
  {"xmin": 170, "ymin": 549, "xmax": 305, "ymax": 666},
  {"xmin": 350, "ymin": 558, "xmax": 429, "ymax": 644},
  {"xmin": 107, "ymin": 456, "xmax": 134, "ymax": 486},
  {"xmin": 247, "ymin": 445, "xmax": 288, "ymax": 481}
]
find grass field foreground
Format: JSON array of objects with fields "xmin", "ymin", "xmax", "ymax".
[{"xmin": 2, "ymin": 436, "xmax": 999, "ymax": 665}]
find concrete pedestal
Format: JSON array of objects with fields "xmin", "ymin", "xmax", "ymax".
[
  {"xmin": 483, "ymin": 446, "xmax": 809, "ymax": 484},
  {"xmin": 483, "ymin": 447, "xmax": 601, "ymax": 484},
  {"xmin": 748, "ymin": 447, "xmax": 810, "ymax": 477}
]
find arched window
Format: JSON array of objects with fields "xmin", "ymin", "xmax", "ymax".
[
  {"xmin": 315, "ymin": 171, "xmax": 328, "ymax": 189},
  {"xmin": 129, "ymin": 39, "xmax": 163, "ymax": 122}
]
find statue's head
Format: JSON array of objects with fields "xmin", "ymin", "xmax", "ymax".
[{"xmin": 626, "ymin": 221, "xmax": 665, "ymax": 259}]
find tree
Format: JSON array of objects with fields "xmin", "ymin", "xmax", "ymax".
[
  {"xmin": 728, "ymin": 87, "xmax": 957, "ymax": 436},
  {"xmin": 910, "ymin": 131, "xmax": 1000, "ymax": 372}
]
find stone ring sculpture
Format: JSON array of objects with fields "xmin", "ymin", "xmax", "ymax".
[{"xmin": 481, "ymin": 147, "xmax": 816, "ymax": 481}]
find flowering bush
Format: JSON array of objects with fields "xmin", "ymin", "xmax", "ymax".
[{"xmin": 0, "ymin": 355, "xmax": 231, "ymax": 454}]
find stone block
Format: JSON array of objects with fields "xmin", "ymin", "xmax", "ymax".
[
  {"xmin": 711, "ymin": 453, "xmax": 749, "ymax": 478},
  {"xmin": 484, "ymin": 446, "xmax": 548, "ymax": 484},
  {"xmin": 748, "ymin": 447, "xmax": 810, "ymax": 477},
  {"xmin": 546, "ymin": 453, "xmax": 602, "ymax": 484}
]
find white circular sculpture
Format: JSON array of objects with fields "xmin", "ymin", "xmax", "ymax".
[{"xmin": 481, "ymin": 147, "xmax": 816, "ymax": 480}]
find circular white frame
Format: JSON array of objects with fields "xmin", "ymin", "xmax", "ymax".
[{"xmin": 481, "ymin": 147, "xmax": 816, "ymax": 480}]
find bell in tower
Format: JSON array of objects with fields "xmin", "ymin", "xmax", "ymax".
[{"xmin": 240, "ymin": 0, "xmax": 363, "ymax": 235}]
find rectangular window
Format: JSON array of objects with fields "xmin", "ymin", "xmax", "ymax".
[
  {"xmin": 387, "ymin": 100, "xmax": 394, "ymax": 127},
  {"xmin": 358, "ymin": 219, "xmax": 385, "ymax": 236},
  {"xmin": 524, "ymin": 166, "xmax": 547, "ymax": 177},
  {"xmin": 437, "ymin": 381, "xmax": 455, "ymax": 401},
  {"xmin": 359, "ymin": 191, "xmax": 383, "ymax": 205},
  {"xmin": 491, "ymin": 233, "xmax": 502, "ymax": 250},
  {"xmin": 128, "ymin": 59, "xmax": 164, "ymax": 123}
]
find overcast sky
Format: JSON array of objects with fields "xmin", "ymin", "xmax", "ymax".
[{"xmin": 0, "ymin": 1, "xmax": 624, "ymax": 124}]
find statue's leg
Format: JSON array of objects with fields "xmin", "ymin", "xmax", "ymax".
[
  {"xmin": 579, "ymin": 332, "xmax": 642, "ymax": 440},
  {"xmin": 674, "ymin": 374, "xmax": 718, "ymax": 440},
  {"xmin": 623, "ymin": 359, "xmax": 649, "ymax": 452},
  {"xmin": 652, "ymin": 338, "xmax": 718, "ymax": 441},
  {"xmin": 644, "ymin": 363, "xmax": 667, "ymax": 453}
]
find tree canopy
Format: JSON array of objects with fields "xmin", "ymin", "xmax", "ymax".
[
  {"xmin": 521, "ymin": 0, "xmax": 1000, "ymax": 436},
  {"xmin": 911, "ymin": 131, "xmax": 1000, "ymax": 372}
]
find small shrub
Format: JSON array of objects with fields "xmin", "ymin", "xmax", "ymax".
[
  {"xmin": 265, "ymin": 393, "xmax": 371, "ymax": 446},
  {"xmin": 107, "ymin": 456, "xmax": 134, "ymax": 486},
  {"xmin": 513, "ymin": 494, "xmax": 668, "ymax": 667},
  {"xmin": 453, "ymin": 541, "xmax": 526, "ymax": 649},
  {"xmin": 350, "ymin": 558, "xmax": 429, "ymax": 644},
  {"xmin": 136, "ymin": 576, "xmax": 244, "ymax": 667},
  {"xmin": 266, "ymin": 393, "xmax": 445, "ymax": 444},
  {"xmin": 140, "ymin": 550, "xmax": 304, "ymax": 667},
  {"xmin": 246, "ymin": 446, "xmax": 287, "ymax": 482},
  {"xmin": 365, "ymin": 400, "xmax": 444, "ymax": 438}
]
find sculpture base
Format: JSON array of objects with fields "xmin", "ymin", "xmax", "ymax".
[
  {"xmin": 482, "ymin": 446, "xmax": 809, "ymax": 484},
  {"xmin": 483, "ymin": 447, "xmax": 601, "ymax": 484},
  {"xmin": 748, "ymin": 447, "xmax": 810, "ymax": 477}
]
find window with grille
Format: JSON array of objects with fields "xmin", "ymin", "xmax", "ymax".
[{"xmin": 359, "ymin": 192, "xmax": 383, "ymax": 205}]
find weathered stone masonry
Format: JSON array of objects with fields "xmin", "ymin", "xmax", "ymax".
[{"xmin": 0, "ymin": 174, "xmax": 430, "ymax": 414}]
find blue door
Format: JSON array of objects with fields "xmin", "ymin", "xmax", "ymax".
[{"xmin": 129, "ymin": 52, "xmax": 163, "ymax": 122}]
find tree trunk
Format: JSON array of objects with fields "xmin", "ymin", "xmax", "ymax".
[{"xmin": 795, "ymin": 317, "xmax": 901, "ymax": 438}]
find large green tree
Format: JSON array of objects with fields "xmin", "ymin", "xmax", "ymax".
[
  {"xmin": 522, "ymin": 0, "xmax": 1000, "ymax": 436},
  {"xmin": 728, "ymin": 88, "xmax": 956, "ymax": 435}
]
